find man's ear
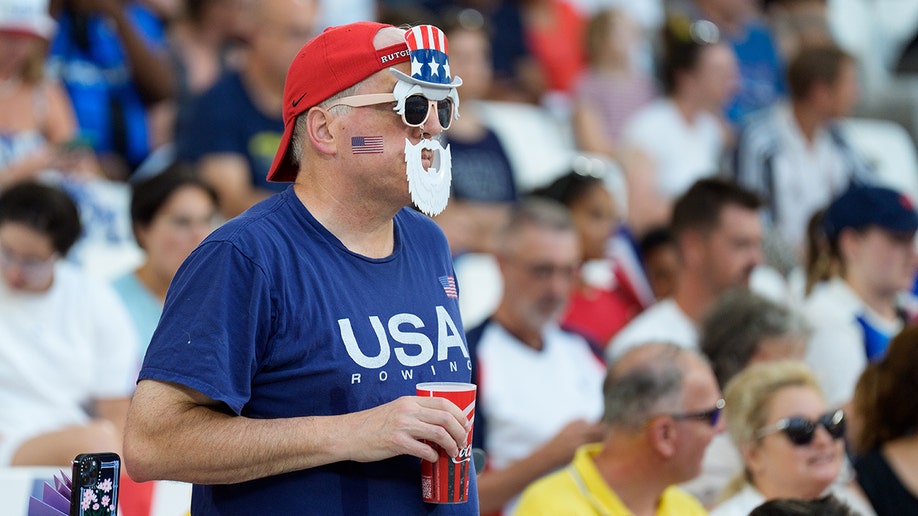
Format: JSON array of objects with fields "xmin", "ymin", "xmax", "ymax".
[
  {"xmin": 646, "ymin": 416, "xmax": 677, "ymax": 458},
  {"xmin": 306, "ymin": 107, "xmax": 338, "ymax": 156}
]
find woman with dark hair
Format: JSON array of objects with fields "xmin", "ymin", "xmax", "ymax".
[
  {"xmin": 112, "ymin": 164, "xmax": 218, "ymax": 359},
  {"xmin": 618, "ymin": 14, "xmax": 738, "ymax": 232},
  {"xmin": 0, "ymin": 181, "xmax": 138, "ymax": 466},
  {"xmin": 530, "ymin": 168, "xmax": 643, "ymax": 347},
  {"xmin": 851, "ymin": 325, "xmax": 918, "ymax": 515}
]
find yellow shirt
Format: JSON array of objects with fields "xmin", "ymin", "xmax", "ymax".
[{"xmin": 514, "ymin": 444, "xmax": 708, "ymax": 516}]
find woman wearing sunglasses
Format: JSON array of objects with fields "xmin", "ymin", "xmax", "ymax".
[{"xmin": 710, "ymin": 361, "xmax": 875, "ymax": 516}]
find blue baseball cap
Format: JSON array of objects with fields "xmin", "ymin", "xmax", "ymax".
[{"xmin": 823, "ymin": 183, "xmax": 918, "ymax": 240}]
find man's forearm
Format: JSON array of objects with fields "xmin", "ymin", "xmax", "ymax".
[{"xmin": 124, "ymin": 383, "xmax": 348, "ymax": 484}]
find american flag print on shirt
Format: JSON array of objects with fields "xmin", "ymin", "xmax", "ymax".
[
  {"xmin": 351, "ymin": 136, "xmax": 384, "ymax": 154},
  {"xmin": 439, "ymin": 275, "xmax": 458, "ymax": 298}
]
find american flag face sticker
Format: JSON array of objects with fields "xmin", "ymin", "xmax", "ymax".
[
  {"xmin": 351, "ymin": 136, "xmax": 384, "ymax": 154},
  {"xmin": 439, "ymin": 275, "xmax": 458, "ymax": 298}
]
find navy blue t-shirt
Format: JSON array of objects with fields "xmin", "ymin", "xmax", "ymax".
[
  {"xmin": 140, "ymin": 188, "xmax": 478, "ymax": 514},
  {"xmin": 176, "ymin": 70, "xmax": 286, "ymax": 192}
]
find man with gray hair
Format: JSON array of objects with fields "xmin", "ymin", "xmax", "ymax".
[
  {"xmin": 467, "ymin": 197, "xmax": 607, "ymax": 514},
  {"xmin": 514, "ymin": 343, "xmax": 722, "ymax": 515},
  {"xmin": 683, "ymin": 289, "xmax": 809, "ymax": 507}
]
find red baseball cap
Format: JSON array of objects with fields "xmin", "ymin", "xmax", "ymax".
[{"xmin": 266, "ymin": 21, "xmax": 411, "ymax": 183}]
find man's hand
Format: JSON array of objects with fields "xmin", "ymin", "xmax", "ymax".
[{"xmin": 341, "ymin": 396, "xmax": 472, "ymax": 463}]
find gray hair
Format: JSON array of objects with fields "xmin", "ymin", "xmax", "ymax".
[
  {"xmin": 497, "ymin": 197, "xmax": 575, "ymax": 255},
  {"xmin": 602, "ymin": 343, "xmax": 690, "ymax": 430},
  {"xmin": 700, "ymin": 290, "xmax": 809, "ymax": 388},
  {"xmin": 289, "ymin": 80, "xmax": 366, "ymax": 169}
]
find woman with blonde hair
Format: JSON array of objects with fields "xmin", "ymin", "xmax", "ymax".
[
  {"xmin": 0, "ymin": 0, "xmax": 78, "ymax": 188},
  {"xmin": 711, "ymin": 361, "xmax": 873, "ymax": 515}
]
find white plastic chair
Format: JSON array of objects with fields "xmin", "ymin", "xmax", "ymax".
[
  {"xmin": 839, "ymin": 117, "xmax": 918, "ymax": 200},
  {"xmin": 477, "ymin": 101, "xmax": 578, "ymax": 192}
]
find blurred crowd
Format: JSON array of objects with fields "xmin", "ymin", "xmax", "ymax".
[{"xmin": 2, "ymin": 0, "xmax": 918, "ymax": 514}]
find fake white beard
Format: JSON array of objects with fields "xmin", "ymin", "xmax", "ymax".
[{"xmin": 404, "ymin": 137, "xmax": 452, "ymax": 216}]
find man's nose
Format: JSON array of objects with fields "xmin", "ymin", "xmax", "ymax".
[{"xmin": 421, "ymin": 101, "xmax": 444, "ymax": 136}]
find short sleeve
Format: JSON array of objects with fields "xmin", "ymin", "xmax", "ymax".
[{"xmin": 139, "ymin": 240, "xmax": 275, "ymax": 414}]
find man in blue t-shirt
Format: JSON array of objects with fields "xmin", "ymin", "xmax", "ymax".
[
  {"xmin": 175, "ymin": 0, "xmax": 319, "ymax": 220},
  {"xmin": 124, "ymin": 21, "xmax": 479, "ymax": 515}
]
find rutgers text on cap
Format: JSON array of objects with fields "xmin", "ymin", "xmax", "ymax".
[{"xmin": 266, "ymin": 22, "xmax": 411, "ymax": 183}]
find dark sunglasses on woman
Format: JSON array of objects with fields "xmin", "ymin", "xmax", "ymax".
[{"xmin": 755, "ymin": 409, "xmax": 846, "ymax": 446}]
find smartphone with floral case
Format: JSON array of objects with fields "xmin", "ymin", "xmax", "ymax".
[{"xmin": 69, "ymin": 452, "xmax": 120, "ymax": 516}]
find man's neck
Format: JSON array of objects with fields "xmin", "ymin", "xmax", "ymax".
[
  {"xmin": 242, "ymin": 59, "xmax": 285, "ymax": 116},
  {"xmin": 491, "ymin": 308, "xmax": 544, "ymax": 351},
  {"xmin": 594, "ymin": 441, "xmax": 666, "ymax": 516},
  {"xmin": 292, "ymin": 182, "xmax": 397, "ymax": 258},
  {"xmin": 672, "ymin": 274, "xmax": 714, "ymax": 322},
  {"xmin": 791, "ymin": 102, "xmax": 828, "ymax": 145}
]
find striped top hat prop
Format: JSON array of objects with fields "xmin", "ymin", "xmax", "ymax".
[{"xmin": 391, "ymin": 25, "xmax": 462, "ymax": 90}]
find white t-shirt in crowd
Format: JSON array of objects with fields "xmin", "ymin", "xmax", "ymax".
[
  {"xmin": 803, "ymin": 278, "xmax": 902, "ymax": 408},
  {"xmin": 0, "ymin": 261, "xmax": 139, "ymax": 463},
  {"xmin": 606, "ymin": 298, "xmax": 698, "ymax": 361},
  {"xmin": 622, "ymin": 98, "xmax": 724, "ymax": 199},
  {"xmin": 763, "ymin": 105, "xmax": 853, "ymax": 252},
  {"xmin": 476, "ymin": 321, "xmax": 606, "ymax": 514}
]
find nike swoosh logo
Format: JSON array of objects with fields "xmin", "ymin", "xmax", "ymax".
[{"xmin": 291, "ymin": 92, "xmax": 307, "ymax": 108}]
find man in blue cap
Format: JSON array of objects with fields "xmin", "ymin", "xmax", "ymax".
[{"xmin": 803, "ymin": 183, "xmax": 918, "ymax": 409}]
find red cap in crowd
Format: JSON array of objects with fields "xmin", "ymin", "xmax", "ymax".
[{"xmin": 266, "ymin": 21, "xmax": 411, "ymax": 183}]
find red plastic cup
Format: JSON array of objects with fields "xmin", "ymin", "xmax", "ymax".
[{"xmin": 416, "ymin": 381, "xmax": 477, "ymax": 504}]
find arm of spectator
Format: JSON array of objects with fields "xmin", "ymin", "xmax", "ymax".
[
  {"xmin": 123, "ymin": 379, "xmax": 472, "ymax": 484},
  {"xmin": 477, "ymin": 419, "xmax": 605, "ymax": 514},
  {"xmin": 618, "ymin": 147, "xmax": 670, "ymax": 236},
  {"xmin": 87, "ymin": 0, "xmax": 176, "ymax": 103},
  {"xmin": 94, "ymin": 397, "xmax": 131, "ymax": 448},
  {"xmin": 43, "ymin": 82, "xmax": 77, "ymax": 144},
  {"xmin": 0, "ymin": 147, "xmax": 55, "ymax": 188},
  {"xmin": 572, "ymin": 98, "xmax": 617, "ymax": 158},
  {"xmin": 199, "ymin": 154, "xmax": 272, "ymax": 219}
]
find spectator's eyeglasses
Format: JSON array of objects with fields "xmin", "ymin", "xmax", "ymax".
[
  {"xmin": 327, "ymin": 93, "xmax": 454, "ymax": 130},
  {"xmin": 756, "ymin": 409, "xmax": 846, "ymax": 446},
  {"xmin": 669, "ymin": 398, "xmax": 725, "ymax": 426},
  {"xmin": 0, "ymin": 243, "xmax": 58, "ymax": 285}
]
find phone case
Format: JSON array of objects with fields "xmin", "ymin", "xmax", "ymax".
[{"xmin": 69, "ymin": 452, "xmax": 120, "ymax": 516}]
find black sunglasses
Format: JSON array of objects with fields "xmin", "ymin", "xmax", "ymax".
[
  {"xmin": 327, "ymin": 93, "xmax": 454, "ymax": 129},
  {"xmin": 756, "ymin": 409, "xmax": 846, "ymax": 446},
  {"xmin": 670, "ymin": 398, "xmax": 725, "ymax": 426}
]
